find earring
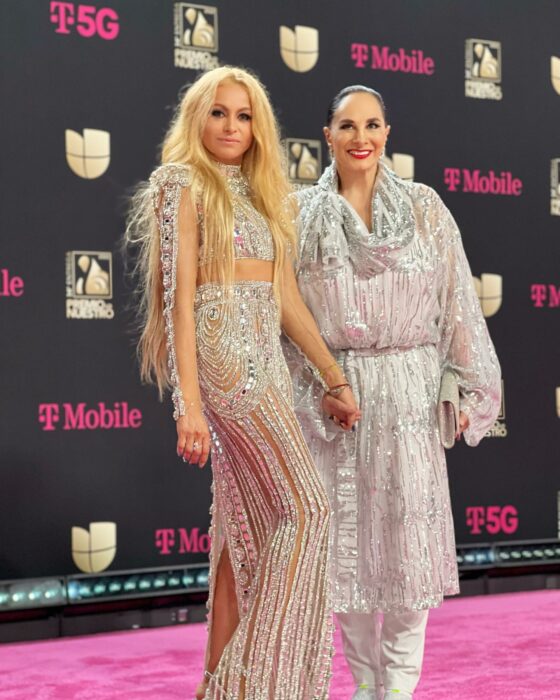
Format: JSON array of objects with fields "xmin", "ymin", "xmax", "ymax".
[{"xmin": 327, "ymin": 143, "xmax": 334, "ymax": 159}]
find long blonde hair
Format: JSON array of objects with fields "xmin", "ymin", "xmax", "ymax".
[{"xmin": 125, "ymin": 66, "xmax": 296, "ymax": 396}]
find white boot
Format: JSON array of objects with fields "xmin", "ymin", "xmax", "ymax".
[{"xmin": 351, "ymin": 683, "xmax": 377, "ymax": 700}]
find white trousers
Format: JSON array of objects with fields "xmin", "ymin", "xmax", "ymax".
[{"xmin": 337, "ymin": 610, "xmax": 429, "ymax": 696}]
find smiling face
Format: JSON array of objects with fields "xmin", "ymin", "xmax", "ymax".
[
  {"xmin": 324, "ymin": 91, "xmax": 390, "ymax": 176},
  {"xmin": 202, "ymin": 81, "xmax": 253, "ymax": 165}
]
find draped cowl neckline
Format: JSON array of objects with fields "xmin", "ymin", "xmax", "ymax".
[{"xmin": 299, "ymin": 161, "xmax": 416, "ymax": 276}]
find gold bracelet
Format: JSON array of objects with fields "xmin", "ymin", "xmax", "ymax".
[{"xmin": 319, "ymin": 362, "xmax": 339, "ymax": 378}]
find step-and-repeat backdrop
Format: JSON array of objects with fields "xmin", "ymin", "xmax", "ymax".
[{"xmin": 1, "ymin": 0, "xmax": 559, "ymax": 581}]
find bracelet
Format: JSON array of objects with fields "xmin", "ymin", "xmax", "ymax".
[
  {"xmin": 173, "ymin": 400, "xmax": 199, "ymax": 421},
  {"xmin": 319, "ymin": 362, "xmax": 339, "ymax": 378},
  {"xmin": 326, "ymin": 382, "xmax": 350, "ymax": 397}
]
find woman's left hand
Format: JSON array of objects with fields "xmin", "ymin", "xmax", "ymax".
[{"xmin": 458, "ymin": 411, "xmax": 469, "ymax": 438}]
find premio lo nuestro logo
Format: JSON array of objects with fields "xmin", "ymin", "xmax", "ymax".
[
  {"xmin": 286, "ymin": 138, "xmax": 321, "ymax": 184},
  {"xmin": 465, "ymin": 38, "xmax": 502, "ymax": 100},
  {"xmin": 551, "ymin": 158, "xmax": 560, "ymax": 216},
  {"xmin": 486, "ymin": 380, "xmax": 507, "ymax": 439},
  {"xmin": 551, "ymin": 57, "xmax": 560, "ymax": 95},
  {"xmin": 66, "ymin": 128, "xmax": 110, "ymax": 179},
  {"xmin": 66, "ymin": 251, "xmax": 114, "ymax": 319},
  {"xmin": 72, "ymin": 522, "xmax": 117, "ymax": 573},
  {"xmin": 280, "ymin": 25, "xmax": 319, "ymax": 73},
  {"xmin": 382, "ymin": 152, "xmax": 414, "ymax": 181},
  {"xmin": 473, "ymin": 273, "xmax": 502, "ymax": 317},
  {"xmin": 174, "ymin": 3, "xmax": 219, "ymax": 70}
]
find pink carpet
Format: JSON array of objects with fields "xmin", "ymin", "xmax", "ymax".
[{"xmin": 0, "ymin": 590, "xmax": 559, "ymax": 699}]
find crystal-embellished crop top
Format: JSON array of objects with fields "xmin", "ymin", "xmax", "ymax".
[
  {"xmin": 197, "ymin": 163, "xmax": 275, "ymax": 265},
  {"xmin": 149, "ymin": 161, "xmax": 275, "ymax": 419}
]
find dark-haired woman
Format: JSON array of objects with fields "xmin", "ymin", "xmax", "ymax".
[{"xmin": 286, "ymin": 86, "xmax": 501, "ymax": 699}]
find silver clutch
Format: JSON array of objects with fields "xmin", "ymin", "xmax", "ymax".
[{"xmin": 438, "ymin": 369, "xmax": 460, "ymax": 449}]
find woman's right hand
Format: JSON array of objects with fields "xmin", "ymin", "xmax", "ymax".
[
  {"xmin": 322, "ymin": 388, "xmax": 361, "ymax": 432},
  {"xmin": 176, "ymin": 405, "xmax": 211, "ymax": 468}
]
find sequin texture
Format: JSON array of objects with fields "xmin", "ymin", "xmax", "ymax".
[
  {"xmin": 151, "ymin": 163, "xmax": 333, "ymax": 699},
  {"xmin": 286, "ymin": 162, "xmax": 501, "ymax": 614}
]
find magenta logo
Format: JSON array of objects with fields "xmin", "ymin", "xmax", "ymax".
[
  {"xmin": 38, "ymin": 402, "xmax": 142, "ymax": 431},
  {"xmin": 155, "ymin": 528, "xmax": 211, "ymax": 555},
  {"xmin": 351, "ymin": 43, "xmax": 435, "ymax": 75},
  {"xmin": 444, "ymin": 168, "xmax": 522, "ymax": 195},
  {"xmin": 531, "ymin": 284, "xmax": 560, "ymax": 308},
  {"xmin": 466, "ymin": 505, "xmax": 518, "ymax": 535},
  {"xmin": 50, "ymin": 2, "xmax": 119, "ymax": 39},
  {"xmin": 0, "ymin": 269, "xmax": 24, "ymax": 297}
]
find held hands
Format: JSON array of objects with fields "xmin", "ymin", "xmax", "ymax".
[
  {"xmin": 176, "ymin": 403, "xmax": 211, "ymax": 468},
  {"xmin": 322, "ymin": 387, "xmax": 361, "ymax": 432}
]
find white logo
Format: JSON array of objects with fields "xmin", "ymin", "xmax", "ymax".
[
  {"xmin": 72, "ymin": 522, "xmax": 117, "ymax": 573},
  {"xmin": 174, "ymin": 3, "xmax": 219, "ymax": 70},
  {"xmin": 551, "ymin": 158, "xmax": 560, "ymax": 216},
  {"xmin": 473, "ymin": 273, "xmax": 502, "ymax": 317},
  {"xmin": 465, "ymin": 39, "xmax": 502, "ymax": 100},
  {"xmin": 280, "ymin": 25, "xmax": 319, "ymax": 72},
  {"xmin": 383, "ymin": 152, "xmax": 414, "ymax": 181},
  {"xmin": 66, "ymin": 251, "xmax": 114, "ymax": 319},
  {"xmin": 66, "ymin": 129, "xmax": 110, "ymax": 179},
  {"xmin": 286, "ymin": 138, "xmax": 321, "ymax": 184}
]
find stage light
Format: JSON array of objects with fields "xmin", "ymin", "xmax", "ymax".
[
  {"xmin": 196, "ymin": 569, "xmax": 209, "ymax": 587},
  {"xmin": 0, "ymin": 579, "xmax": 66, "ymax": 610},
  {"xmin": 457, "ymin": 539, "xmax": 560, "ymax": 572},
  {"xmin": 64, "ymin": 565, "xmax": 212, "ymax": 604}
]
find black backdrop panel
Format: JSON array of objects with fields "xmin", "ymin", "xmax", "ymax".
[{"xmin": 1, "ymin": 0, "xmax": 559, "ymax": 580}]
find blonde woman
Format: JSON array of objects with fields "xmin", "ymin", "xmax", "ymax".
[{"xmin": 126, "ymin": 67, "xmax": 360, "ymax": 699}]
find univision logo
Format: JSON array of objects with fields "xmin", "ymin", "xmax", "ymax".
[
  {"xmin": 65, "ymin": 128, "xmax": 110, "ymax": 179},
  {"xmin": 551, "ymin": 56, "xmax": 560, "ymax": 95},
  {"xmin": 72, "ymin": 522, "xmax": 116, "ymax": 573},
  {"xmin": 382, "ymin": 152, "xmax": 414, "ymax": 181},
  {"xmin": 279, "ymin": 25, "xmax": 319, "ymax": 72},
  {"xmin": 473, "ymin": 273, "xmax": 502, "ymax": 317}
]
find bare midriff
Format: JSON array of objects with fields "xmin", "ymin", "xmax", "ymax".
[{"xmin": 197, "ymin": 259, "xmax": 274, "ymax": 286}]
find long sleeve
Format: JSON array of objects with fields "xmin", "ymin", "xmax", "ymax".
[
  {"xmin": 150, "ymin": 163, "xmax": 198, "ymax": 420},
  {"xmin": 282, "ymin": 337, "xmax": 338, "ymax": 442},
  {"xmin": 432, "ymin": 191, "xmax": 502, "ymax": 446},
  {"xmin": 281, "ymin": 253, "xmax": 344, "ymax": 442}
]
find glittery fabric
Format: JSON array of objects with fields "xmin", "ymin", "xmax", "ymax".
[
  {"xmin": 151, "ymin": 163, "xmax": 333, "ymax": 699},
  {"xmin": 199, "ymin": 164, "xmax": 275, "ymax": 266},
  {"xmin": 150, "ymin": 163, "xmax": 193, "ymax": 420},
  {"xmin": 286, "ymin": 162, "xmax": 501, "ymax": 614}
]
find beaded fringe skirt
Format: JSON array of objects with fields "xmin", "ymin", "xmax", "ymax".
[{"xmin": 195, "ymin": 281, "xmax": 332, "ymax": 699}]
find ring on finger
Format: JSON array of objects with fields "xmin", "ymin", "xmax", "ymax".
[{"xmin": 193, "ymin": 441, "xmax": 200, "ymax": 451}]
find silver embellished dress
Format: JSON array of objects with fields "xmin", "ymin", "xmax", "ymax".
[
  {"xmin": 287, "ymin": 162, "xmax": 501, "ymax": 614},
  {"xmin": 150, "ymin": 163, "xmax": 332, "ymax": 699}
]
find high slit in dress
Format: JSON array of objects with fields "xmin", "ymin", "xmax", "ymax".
[{"xmin": 150, "ymin": 162, "xmax": 332, "ymax": 699}]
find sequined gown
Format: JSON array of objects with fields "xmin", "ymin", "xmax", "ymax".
[
  {"xmin": 287, "ymin": 162, "xmax": 501, "ymax": 614},
  {"xmin": 150, "ymin": 163, "xmax": 332, "ymax": 699}
]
